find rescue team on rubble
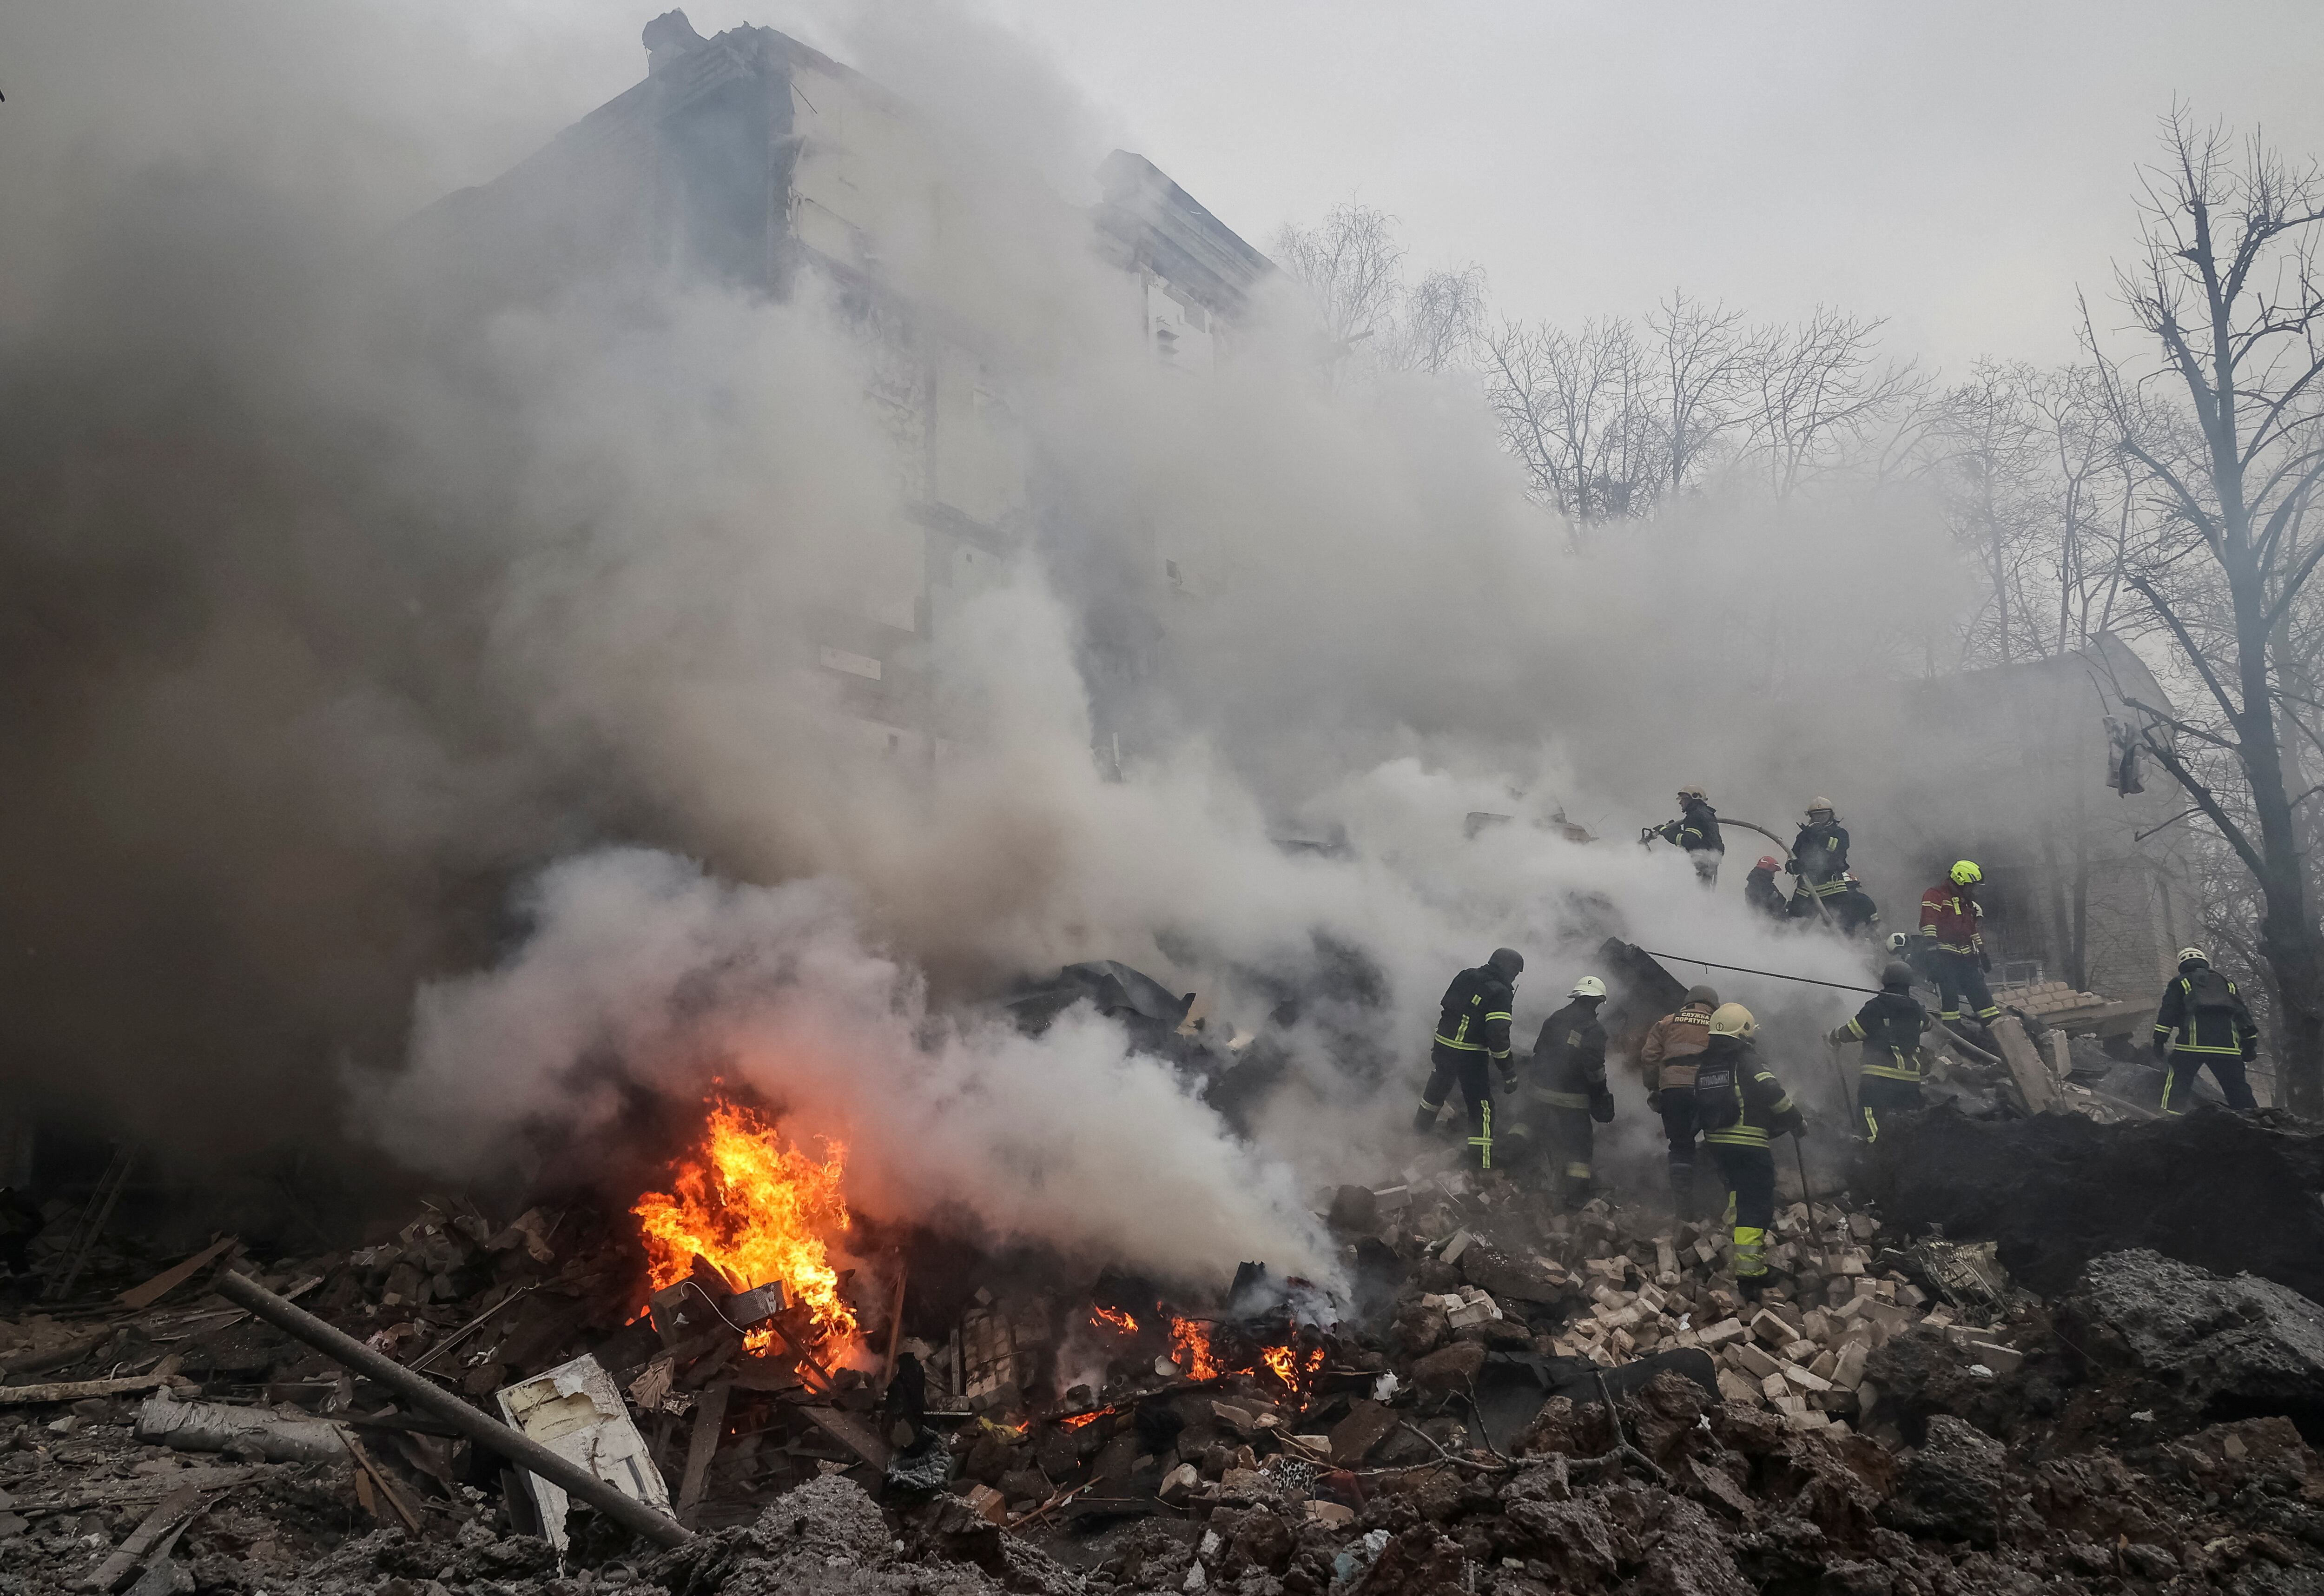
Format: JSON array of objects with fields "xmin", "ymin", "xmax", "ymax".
[{"xmin": 1415, "ymin": 790, "xmax": 2272, "ymax": 1302}]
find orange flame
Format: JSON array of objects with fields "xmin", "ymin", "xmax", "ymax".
[
  {"xmin": 1262, "ymin": 1342, "xmax": 1324, "ymax": 1390},
  {"xmin": 1060, "ymin": 1407, "xmax": 1115, "ymax": 1429},
  {"xmin": 1091, "ymin": 1305, "xmax": 1139, "ymax": 1336},
  {"xmin": 1168, "ymin": 1318, "xmax": 1223, "ymax": 1381},
  {"xmin": 634, "ymin": 1097, "xmax": 859, "ymax": 1348}
]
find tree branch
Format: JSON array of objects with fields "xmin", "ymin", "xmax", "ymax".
[{"xmin": 2123, "ymin": 573, "xmax": 2247, "ymax": 726}]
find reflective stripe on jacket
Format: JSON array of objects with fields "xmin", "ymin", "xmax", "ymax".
[
  {"xmin": 1918, "ymin": 887, "xmax": 1983, "ymax": 954},
  {"xmin": 1700, "ymin": 1037, "xmax": 1805, "ymax": 1147},
  {"xmin": 1532, "ymin": 1000, "xmax": 1609, "ymax": 1097},
  {"xmin": 1434, "ymin": 965, "xmax": 1515, "ymax": 1060},
  {"xmin": 2153, "ymin": 969, "xmax": 2259, "ymax": 1059},
  {"xmin": 1844, "ymin": 989, "xmax": 1928, "ymax": 1082}
]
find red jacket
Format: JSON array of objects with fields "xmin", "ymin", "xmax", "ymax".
[{"xmin": 1918, "ymin": 886, "xmax": 1984, "ymax": 953}]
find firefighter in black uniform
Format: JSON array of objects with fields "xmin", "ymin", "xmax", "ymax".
[
  {"xmin": 1414, "ymin": 948, "xmax": 1523, "ymax": 1168},
  {"xmin": 1828, "ymin": 961, "xmax": 1929, "ymax": 1141},
  {"xmin": 1652, "ymin": 785, "xmax": 1725, "ymax": 887},
  {"xmin": 1509, "ymin": 976, "xmax": 1615, "ymax": 1206},
  {"xmin": 1786, "ymin": 797, "xmax": 1852, "ymax": 919},
  {"xmin": 1744, "ymin": 857, "xmax": 1789, "ymax": 922},
  {"xmin": 1694, "ymin": 1003, "xmax": 1804, "ymax": 1302},
  {"xmin": 2152, "ymin": 947, "xmax": 2261, "ymax": 1113}
]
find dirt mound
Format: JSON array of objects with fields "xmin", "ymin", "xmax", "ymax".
[
  {"xmin": 2060, "ymin": 1250, "xmax": 2324, "ymax": 1443},
  {"xmin": 1864, "ymin": 1103, "xmax": 2324, "ymax": 1300}
]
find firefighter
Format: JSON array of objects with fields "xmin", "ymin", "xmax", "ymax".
[
  {"xmin": 1744, "ymin": 857, "xmax": 1789, "ymax": 922},
  {"xmin": 1693, "ymin": 1003, "xmax": 1804, "ymax": 1302},
  {"xmin": 1640, "ymin": 985, "xmax": 1718, "ymax": 1218},
  {"xmin": 1886, "ymin": 929, "xmax": 1932, "ymax": 984},
  {"xmin": 1829, "ymin": 873, "xmax": 1881, "ymax": 939},
  {"xmin": 1652, "ymin": 785, "xmax": 1726, "ymax": 887},
  {"xmin": 1414, "ymin": 947, "xmax": 1522, "ymax": 1169},
  {"xmin": 1918, "ymin": 861, "xmax": 2001, "ymax": 1039},
  {"xmin": 1515, "ymin": 976, "xmax": 1615, "ymax": 1207},
  {"xmin": 1828, "ymin": 960, "xmax": 1930, "ymax": 1141},
  {"xmin": 1786, "ymin": 798, "xmax": 1852, "ymax": 919},
  {"xmin": 2152, "ymin": 948, "xmax": 2261, "ymax": 1113}
]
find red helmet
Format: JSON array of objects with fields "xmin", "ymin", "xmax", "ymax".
[{"xmin": 1756, "ymin": 855, "xmax": 1778, "ymax": 871}]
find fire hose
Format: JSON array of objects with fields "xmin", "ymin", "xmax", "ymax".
[{"xmin": 1639, "ymin": 816, "xmax": 1836, "ymax": 923}]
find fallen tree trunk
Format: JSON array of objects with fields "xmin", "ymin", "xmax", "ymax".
[{"xmin": 209, "ymin": 1268, "xmax": 691, "ymax": 1550}]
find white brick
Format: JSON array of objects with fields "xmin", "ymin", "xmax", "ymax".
[
  {"xmin": 1779, "ymin": 1361, "xmax": 1833, "ymax": 1395},
  {"xmin": 1967, "ymin": 1341, "xmax": 2024, "ymax": 1375},
  {"xmin": 1832, "ymin": 1344, "xmax": 1868, "ymax": 1390}
]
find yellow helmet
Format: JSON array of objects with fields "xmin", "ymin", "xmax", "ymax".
[
  {"xmin": 1949, "ymin": 860, "xmax": 1982, "ymax": 886},
  {"xmin": 1707, "ymin": 1002, "xmax": 1756, "ymax": 1040}
]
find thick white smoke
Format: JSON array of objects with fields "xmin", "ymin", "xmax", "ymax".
[
  {"xmin": 371, "ymin": 847, "xmax": 1338, "ymax": 1283},
  {"xmin": 5, "ymin": 0, "xmax": 1980, "ymax": 1289}
]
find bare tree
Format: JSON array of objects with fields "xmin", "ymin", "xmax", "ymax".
[
  {"xmin": 1394, "ymin": 265, "xmax": 1489, "ymax": 376},
  {"xmin": 1273, "ymin": 202, "xmax": 1406, "ymax": 358},
  {"xmin": 2090, "ymin": 110, "xmax": 2324, "ymax": 1111},
  {"xmin": 1742, "ymin": 308, "xmax": 1925, "ymax": 499},
  {"xmin": 1931, "ymin": 360, "xmax": 2056, "ymax": 665},
  {"xmin": 1273, "ymin": 203, "xmax": 1486, "ymax": 379},
  {"xmin": 1645, "ymin": 291, "xmax": 1751, "ymax": 496},
  {"xmin": 1481, "ymin": 316, "xmax": 1656, "ymax": 524}
]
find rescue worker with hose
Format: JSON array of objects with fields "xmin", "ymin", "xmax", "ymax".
[
  {"xmin": 1639, "ymin": 985, "xmax": 1718, "ymax": 1219},
  {"xmin": 1827, "ymin": 961, "xmax": 1930, "ymax": 1141},
  {"xmin": 1509, "ymin": 977, "xmax": 1615, "ymax": 1206},
  {"xmin": 1650, "ymin": 785, "xmax": 1725, "ymax": 887},
  {"xmin": 1919, "ymin": 861, "xmax": 2001, "ymax": 1042},
  {"xmin": 2152, "ymin": 947, "xmax": 2260, "ymax": 1112},
  {"xmin": 1786, "ymin": 798, "xmax": 1852, "ymax": 919},
  {"xmin": 1414, "ymin": 948, "xmax": 1522, "ymax": 1169},
  {"xmin": 1694, "ymin": 1003, "xmax": 1805, "ymax": 1302}
]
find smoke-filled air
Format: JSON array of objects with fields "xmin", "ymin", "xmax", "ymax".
[{"xmin": 0, "ymin": 0, "xmax": 2195, "ymax": 1299}]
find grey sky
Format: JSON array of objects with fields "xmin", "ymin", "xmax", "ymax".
[
  {"xmin": 8, "ymin": 0, "xmax": 2323, "ymax": 372},
  {"xmin": 961, "ymin": 0, "xmax": 2324, "ymax": 371}
]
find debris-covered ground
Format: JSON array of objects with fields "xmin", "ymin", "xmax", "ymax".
[{"xmin": 3, "ymin": 1105, "xmax": 2324, "ymax": 1594}]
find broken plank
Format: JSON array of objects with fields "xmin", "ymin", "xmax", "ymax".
[
  {"xmin": 117, "ymin": 1238, "xmax": 242, "ymax": 1312},
  {"xmin": 339, "ymin": 1432, "xmax": 422, "ymax": 1533},
  {"xmin": 798, "ymin": 1405, "xmax": 893, "ymax": 1469},
  {"xmin": 0, "ymin": 1328, "xmax": 117, "ymax": 1380},
  {"xmin": 14, "ymin": 1467, "xmax": 275, "ymax": 1515},
  {"xmin": 82, "ymin": 1483, "xmax": 203, "ymax": 1593},
  {"xmin": 674, "ymin": 1382, "xmax": 731, "ymax": 1529},
  {"xmin": 0, "ymin": 1375, "xmax": 183, "ymax": 1405},
  {"xmin": 1989, "ymin": 1017, "xmax": 2058, "ymax": 1114}
]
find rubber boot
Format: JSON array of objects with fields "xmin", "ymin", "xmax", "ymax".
[
  {"xmin": 1737, "ymin": 1273, "xmax": 1765, "ymax": 1304},
  {"xmin": 1668, "ymin": 1161, "xmax": 1697, "ymax": 1223},
  {"xmin": 1412, "ymin": 1103, "xmax": 1439, "ymax": 1135}
]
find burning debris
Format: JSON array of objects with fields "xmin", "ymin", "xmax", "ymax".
[{"xmin": 0, "ymin": 1107, "xmax": 2314, "ymax": 1593}]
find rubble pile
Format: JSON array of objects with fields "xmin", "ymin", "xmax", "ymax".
[
  {"xmin": 1869, "ymin": 1102, "xmax": 2324, "ymax": 1302},
  {"xmin": 1, "ymin": 1111, "xmax": 2323, "ymax": 1593}
]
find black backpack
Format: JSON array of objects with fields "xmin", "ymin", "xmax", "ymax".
[
  {"xmin": 2183, "ymin": 967, "xmax": 2238, "ymax": 1013},
  {"xmin": 1693, "ymin": 1046, "xmax": 1743, "ymax": 1131}
]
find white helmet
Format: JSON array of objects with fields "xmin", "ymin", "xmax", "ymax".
[{"xmin": 1569, "ymin": 975, "xmax": 1608, "ymax": 1000}]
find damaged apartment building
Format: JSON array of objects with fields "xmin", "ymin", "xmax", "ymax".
[{"xmin": 405, "ymin": 9, "xmax": 1271, "ymax": 771}]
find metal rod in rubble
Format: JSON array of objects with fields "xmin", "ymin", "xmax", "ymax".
[
  {"xmin": 1789, "ymin": 1133, "xmax": 1831, "ymax": 1276},
  {"xmin": 210, "ymin": 1268, "xmax": 693, "ymax": 1549}
]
